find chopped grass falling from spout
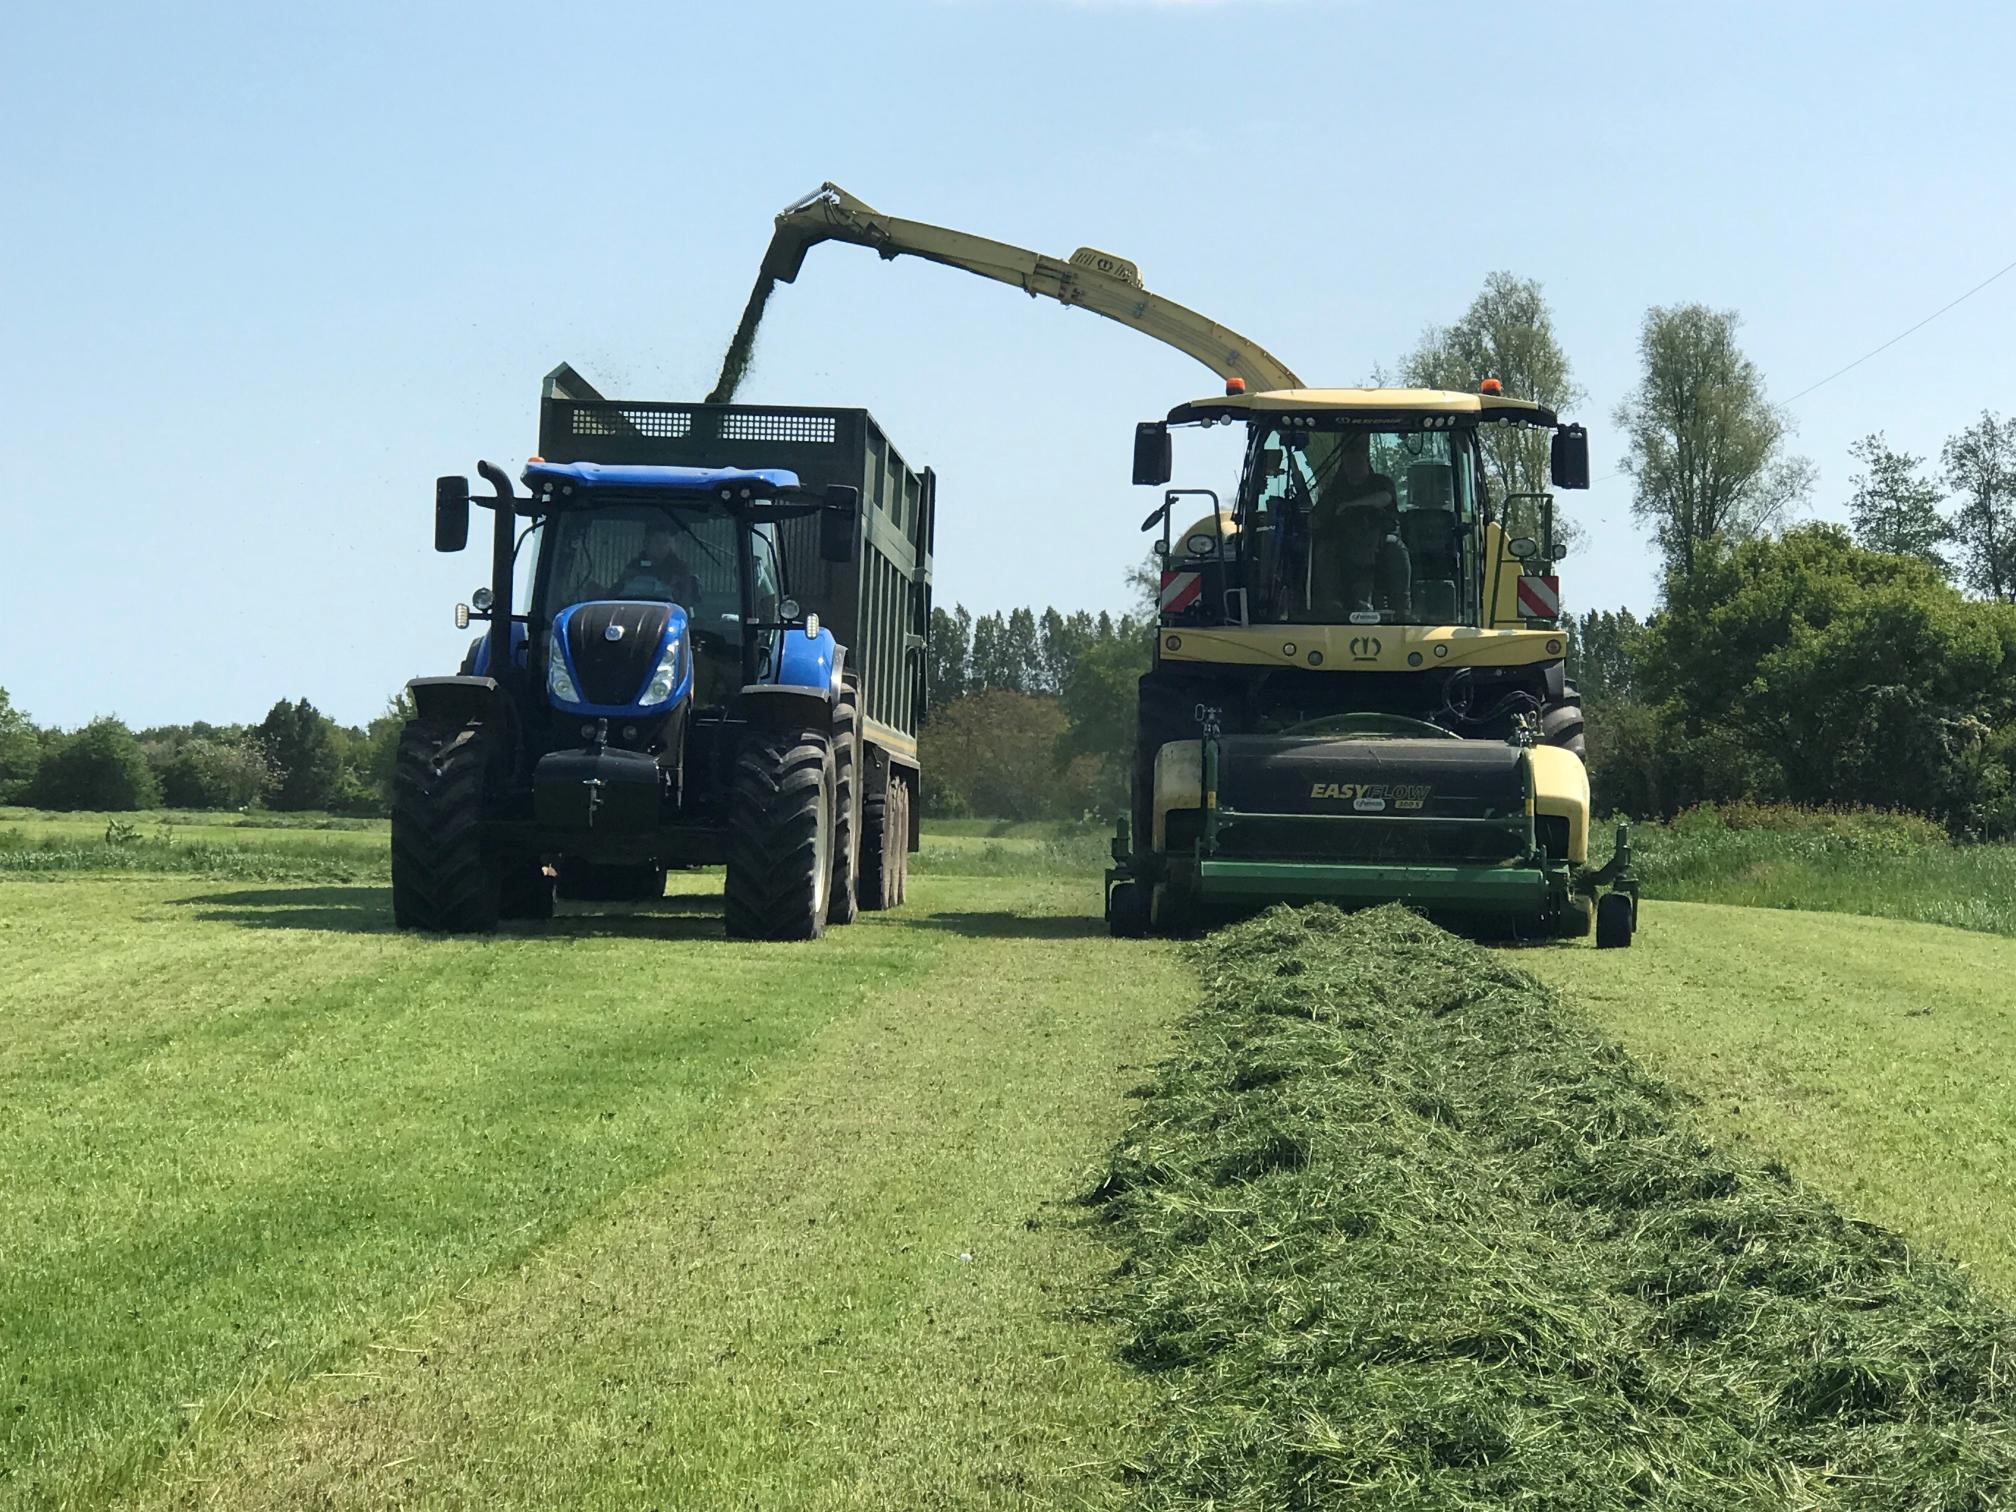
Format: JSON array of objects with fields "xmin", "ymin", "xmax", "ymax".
[
  {"xmin": 1089, "ymin": 904, "xmax": 2016, "ymax": 1508},
  {"xmin": 705, "ymin": 269, "xmax": 778, "ymax": 405}
]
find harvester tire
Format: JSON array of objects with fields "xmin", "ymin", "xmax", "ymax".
[
  {"xmin": 1554, "ymin": 893, "xmax": 1594, "ymax": 940},
  {"xmin": 499, "ymin": 861, "xmax": 556, "ymax": 920},
  {"xmin": 1595, "ymin": 892, "xmax": 1634, "ymax": 949},
  {"xmin": 724, "ymin": 726, "xmax": 835, "ymax": 941},
  {"xmin": 391, "ymin": 719, "xmax": 500, "ymax": 933},
  {"xmin": 827, "ymin": 685, "xmax": 862, "ymax": 926},
  {"xmin": 859, "ymin": 768, "xmax": 897, "ymax": 911},
  {"xmin": 1108, "ymin": 881, "xmax": 1149, "ymax": 938},
  {"xmin": 1540, "ymin": 686, "xmax": 1587, "ymax": 761}
]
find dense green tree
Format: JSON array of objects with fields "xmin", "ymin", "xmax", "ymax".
[
  {"xmin": 1401, "ymin": 271, "xmax": 1584, "ymax": 542},
  {"xmin": 1847, "ymin": 432, "xmax": 1951, "ymax": 571},
  {"xmin": 1568, "ymin": 609, "xmax": 1646, "ymax": 710},
  {"xmin": 256, "ymin": 698, "xmax": 343, "ymax": 811},
  {"xmin": 1635, "ymin": 525, "xmax": 2016, "ymax": 830},
  {"xmin": 1615, "ymin": 304, "xmax": 1812, "ymax": 586},
  {"xmin": 0, "ymin": 688, "xmax": 41, "ymax": 802},
  {"xmin": 157, "ymin": 737, "xmax": 272, "ymax": 809},
  {"xmin": 918, "ymin": 690, "xmax": 1079, "ymax": 820},
  {"xmin": 29, "ymin": 719, "xmax": 161, "ymax": 811},
  {"xmin": 1055, "ymin": 617, "xmax": 1152, "ymax": 815},
  {"xmin": 1943, "ymin": 412, "xmax": 2016, "ymax": 602}
]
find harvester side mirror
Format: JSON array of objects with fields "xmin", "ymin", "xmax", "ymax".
[
  {"xmin": 820, "ymin": 485, "xmax": 859, "ymax": 564},
  {"xmin": 1133, "ymin": 422, "xmax": 1172, "ymax": 487},
  {"xmin": 434, "ymin": 476, "xmax": 471, "ymax": 552},
  {"xmin": 1550, "ymin": 426, "xmax": 1591, "ymax": 490}
]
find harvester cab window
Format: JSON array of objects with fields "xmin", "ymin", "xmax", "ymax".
[{"xmin": 1238, "ymin": 425, "xmax": 1477, "ymax": 627}]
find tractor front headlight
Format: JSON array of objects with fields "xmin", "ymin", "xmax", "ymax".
[
  {"xmin": 638, "ymin": 635, "xmax": 684, "ymax": 707},
  {"xmin": 548, "ymin": 650, "xmax": 583, "ymax": 705}
]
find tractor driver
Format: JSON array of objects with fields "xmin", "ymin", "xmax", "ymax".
[
  {"xmin": 1312, "ymin": 432, "xmax": 1411, "ymax": 618},
  {"xmin": 612, "ymin": 522, "xmax": 701, "ymax": 606}
]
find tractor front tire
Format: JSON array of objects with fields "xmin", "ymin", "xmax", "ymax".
[
  {"xmin": 827, "ymin": 685, "xmax": 862, "ymax": 926},
  {"xmin": 1108, "ymin": 880, "xmax": 1149, "ymax": 938},
  {"xmin": 724, "ymin": 726, "xmax": 836, "ymax": 941},
  {"xmin": 1553, "ymin": 893, "xmax": 1595, "ymax": 940},
  {"xmin": 391, "ymin": 719, "xmax": 501, "ymax": 933}
]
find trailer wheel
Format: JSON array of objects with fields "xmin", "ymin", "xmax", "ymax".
[
  {"xmin": 1595, "ymin": 891, "xmax": 1634, "ymax": 949},
  {"xmin": 1108, "ymin": 881, "xmax": 1149, "ymax": 938},
  {"xmin": 724, "ymin": 725, "xmax": 835, "ymax": 941},
  {"xmin": 499, "ymin": 860, "xmax": 556, "ymax": 920},
  {"xmin": 391, "ymin": 719, "xmax": 501, "ymax": 934},
  {"xmin": 555, "ymin": 861, "xmax": 665, "ymax": 903},
  {"xmin": 891, "ymin": 778, "xmax": 912, "ymax": 906},
  {"xmin": 859, "ymin": 766, "xmax": 897, "ymax": 911},
  {"xmin": 827, "ymin": 685, "xmax": 862, "ymax": 926}
]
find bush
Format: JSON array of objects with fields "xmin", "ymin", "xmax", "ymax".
[{"xmin": 28, "ymin": 720, "xmax": 160, "ymax": 811}]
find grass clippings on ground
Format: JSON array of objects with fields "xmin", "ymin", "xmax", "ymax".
[{"xmin": 1090, "ymin": 904, "xmax": 2016, "ymax": 1509}]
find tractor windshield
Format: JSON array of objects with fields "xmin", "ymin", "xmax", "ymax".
[
  {"xmin": 536, "ymin": 502, "xmax": 746, "ymax": 636},
  {"xmin": 1236, "ymin": 424, "xmax": 1480, "ymax": 626}
]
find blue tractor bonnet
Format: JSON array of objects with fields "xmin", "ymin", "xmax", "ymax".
[{"xmin": 523, "ymin": 461, "xmax": 802, "ymax": 499}]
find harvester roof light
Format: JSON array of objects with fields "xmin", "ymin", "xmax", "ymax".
[
  {"xmin": 1480, "ymin": 378, "xmax": 1503, "ymax": 395},
  {"xmin": 1224, "ymin": 377, "xmax": 1247, "ymax": 395}
]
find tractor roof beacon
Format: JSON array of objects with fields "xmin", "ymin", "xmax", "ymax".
[
  {"xmin": 393, "ymin": 366, "xmax": 931, "ymax": 939},
  {"xmin": 755, "ymin": 183, "xmax": 1637, "ymax": 945}
]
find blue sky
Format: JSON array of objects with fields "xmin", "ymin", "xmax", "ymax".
[{"xmin": 6, "ymin": 0, "xmax": 2014, "ymax": 729}]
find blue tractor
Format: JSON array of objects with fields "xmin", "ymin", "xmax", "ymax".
[{"xmin": 395, "ymin": 400, "xmax": 927, "ymax": 939}]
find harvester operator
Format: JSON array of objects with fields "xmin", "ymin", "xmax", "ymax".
[{"xmin": 1312, "ymin": 433, "xmax": 1411, "ymax": 618}]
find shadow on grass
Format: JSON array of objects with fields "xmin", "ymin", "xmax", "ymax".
[
  {"xmin": 909, "ymin": 911, "xmax": 1111, "ymax": 941},
  {"xmin": 170, "ymin": 885, "xmax": 731, "ymax": 941}
]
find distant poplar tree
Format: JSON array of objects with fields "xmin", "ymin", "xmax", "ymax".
[
  {"xmin": 1402, "ymin": 272, "xmax": 1584, "ymax": 542},
  {"xmin": 1614, "ymin": 304, "xmax": 1812, "ymax": 589},
  {"xmin": 1846, "ymin": 432, "xmax": 1950, "ymax": 572},
  {"xmin": 1942, "ymin": 412, "xmax": 2016, "ymax": 602}
]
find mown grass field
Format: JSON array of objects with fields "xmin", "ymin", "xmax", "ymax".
[
  {"xmin": 8, "ymin": 806, "xmax": 2016, "ymax": 1507},
  {"xmin": 1, "ymin": 859, "xmax": 1184, "ymax": 1509}
]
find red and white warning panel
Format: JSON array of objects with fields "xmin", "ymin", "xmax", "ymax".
[
  {"xmin": 1159, "ymin": 570, "xmax": 1203, "ymax": 616},
  {"xmin": 1516, "ymin": 574, "xmax": 1561, "ymax": 620}
]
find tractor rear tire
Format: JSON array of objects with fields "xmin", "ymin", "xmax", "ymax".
[
  {"xmin": 1595, "ymin": 892, "xmax": 1635, "ymax": 949},
  {"xmin": 391, "ymin": 719, "xmax": 501, "ymax": 933},
  {"xmin": 859, "ymin": 767, "xmax": 897, "ymax": 912},
  {"xmin": 1541, "ymin": 684, "xmax": 1587, "ymax": 762},
  {"xmin": 827, "ymin": 686, "xmax": 862, "ymax": 926},
  {"xmin": 724, "ymin": 726, "xmax": 835, "ymax": 941}
]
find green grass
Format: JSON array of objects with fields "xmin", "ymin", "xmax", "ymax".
[
  {"xmin": 1092, "ymin": 904, "xmax": 2016, "ymax": 1508},
  {"xmin": 1520, "ymin": 900, "xmax": 2016, "ymax": 1300},
  {"xmin": 1, "ymin": 871, "xmax": 1185, "ymax": 1509},
  {"xmin": 1622, "ymin": 804, "xmax": 2016, "ymax": 937}
]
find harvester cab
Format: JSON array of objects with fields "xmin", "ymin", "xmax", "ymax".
[
  {"xmin": 395, "ymin": 381, "xmax": 931, "ymax": 940},
  {"xmin": 1109, "ymin": 387, "xmax": 1638, "ymax": 945}
]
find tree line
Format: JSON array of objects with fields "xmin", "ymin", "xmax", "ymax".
[{"xmin": 0, "ymin": 691, "xmax": 410, "ymax": 814}]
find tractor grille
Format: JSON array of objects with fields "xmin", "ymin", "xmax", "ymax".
[{"xmin": 564, "ymin": 603, "xmax": 670, "ymax": 706}]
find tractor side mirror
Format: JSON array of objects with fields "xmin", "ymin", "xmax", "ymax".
[
  {"xmin": 434, "ymin": 475, "xmax": 470, "ymax": 552},
  {"xmin": 1550, "ymin": 426, "xmax": 1590, "ymax": 491},
  {"xmin": 1133, "ymin": 422, "xmax": 1172, "ymax": 486},
  {"xmin": 820, "ymin": 485, "xmax": 859, "ymax": 564}
]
